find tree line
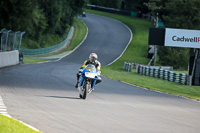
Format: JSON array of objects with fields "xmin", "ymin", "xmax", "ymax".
[{"xmin": 0, "ymin": 0, "xmax": 84, "ymax": 48}]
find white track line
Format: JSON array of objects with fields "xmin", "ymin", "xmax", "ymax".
[
  {"xmin": 0, "ymin": 96, "xmax": 10, "ymax": 117},
  {"xmin": 105, "ymin": 17, "xmax": 133, "ymax": 66}
]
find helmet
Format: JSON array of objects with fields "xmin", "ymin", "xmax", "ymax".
[{"xmin": 89, "ymin": 53, "xmax": 98, "ymax": 62}]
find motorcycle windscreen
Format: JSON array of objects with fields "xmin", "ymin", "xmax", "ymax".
[{"xmin": 85, "ymin": 64, "xmax": 96, "ymax": 72}]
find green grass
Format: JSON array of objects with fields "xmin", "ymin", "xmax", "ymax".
[
  {"xmin": 172, "ymin": 70, "xmax": 188, "ymax": 74},
  {"xmin": 85, "ymin": 9, "xmax": 200, "ymax": 101},
  {"xmin": 102, "ymin": 68, "xmax": 200, "ymax": 100},
  {"xmin": 23, "ymin": 57, "xmax": 47, "ymax": 64},
  {"xmin": 0, "ymin": 115, "xmax": 41, "ymax": 133}
]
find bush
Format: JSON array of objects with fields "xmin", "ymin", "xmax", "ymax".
[{"xmin": 157, "ymin": 46, "xmax": 189, "ymax": 70}]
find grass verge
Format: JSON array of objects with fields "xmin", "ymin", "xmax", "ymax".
[
  {"xmin": 23, "ymin": 57, "xmax": 48, "ymax": 64},
  {"xmin": 0, "ymin": 115, "xmax": 41, "ymax": 133},
  {"xmin": 65, "ymin": 17, "xmax": 87, "ymax": 51},
  {"xmin": 84, "ymin": 9, "xmax": 200, "ymax": 101}
]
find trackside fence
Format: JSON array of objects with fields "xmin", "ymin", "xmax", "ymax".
[
  {"xmin": 21, "ymin": 27, "xmax": 73, "ymax": 56},
  {"xmin": 0, "ymin": 29, "xmax": 25, "ymax": 51},
  {"xmin": 123, "ymin": 62, "xmax": 189, "ymax": 85}
]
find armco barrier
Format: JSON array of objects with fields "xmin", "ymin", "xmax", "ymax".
[
  {"xmin": 0, "ymin": 50, "xmax": 19, "ymax": 68},
  {"xmin": 124, "ymin": 62, "xmax": 188, "ymax": 85},
  {"xmin": 21, "ymin": 27, "xmax": 73, "ymax": 56}
]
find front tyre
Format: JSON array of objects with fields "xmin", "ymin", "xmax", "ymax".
[{"xmin": 82, "ymin": 82, "xmax": 89, "ymax": 99}]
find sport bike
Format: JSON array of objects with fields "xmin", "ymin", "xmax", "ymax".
[{"xmin": 78, "ymin": 64, "xmax": 98, "ymax": 99}]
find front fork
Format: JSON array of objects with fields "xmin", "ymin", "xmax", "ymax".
[
  {"xmin": 79, "ymin": 78, "xmax": 96, "ymax": 94},
  {"xmin": 91, "ymin": 79, "xmax": 96, "ymax": 90}
]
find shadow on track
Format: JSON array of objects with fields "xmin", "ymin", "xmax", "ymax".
[{"xmin": 43, "ymin": 95, "xmax": 80, "ymax": 100}]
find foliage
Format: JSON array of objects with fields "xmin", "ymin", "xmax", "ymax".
[
  {"xmin": 89, "ymin": 0, "xmax": 123, "ymax": 9},
  {"xmin": 163, "ymin": 0, "xmax": 200, "ymax": 29},
  {"xmin": 0, "ymin": 0, "xmax": 38, "ymax": 32},
  {"xmin": 144, "ymin": 0, "xmax": 163, "ymax": 16},
  {"xmin": 0, "ymin": 0, "xmax": 85, "ymax": 49},
  {"xmin": 156, "ymin": 0, "xmax": 200, "ymax": 70},
  {"xmin": 141, "ymin": 0, "xmax": 200, "ymax": 70},
  {"xmin": 157, "ymin": 46, "xmax": 189, "ymax": 70},
  {"xmin": 89, "ymin": 0, "xmax": 148, "ymax": 12},
  {"xmin": 124, "ymin": 0, "xmax": 149, "ymax": 12}
]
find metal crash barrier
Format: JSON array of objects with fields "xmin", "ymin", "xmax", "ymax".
[{"xmin": 0, "ymin": 29, "xmax": 25, "ymax": 52}]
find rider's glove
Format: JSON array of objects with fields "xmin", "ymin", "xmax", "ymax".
[
  {"xmin": 78, "ymin": 69, "xmax": 83, "ymax": 76},
  {"xmin": 79, "ymin": 69, "xmax": 83, "ymax": 73}
]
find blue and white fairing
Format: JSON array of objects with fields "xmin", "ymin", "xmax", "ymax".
[{"xmin": 79, "ymin": 64, "xmax": 98, "ymax": 90}]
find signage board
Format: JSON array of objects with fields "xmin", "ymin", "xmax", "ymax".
[
  {"xmin": 165, "ymin": 28, "xmax": 200, "ymax": 48},
  {"xmin": 148, "ymin": 28, "xmax": 165, "ymax": 46}
]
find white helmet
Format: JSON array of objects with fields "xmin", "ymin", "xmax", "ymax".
[{"xmin": 89, "ymin": 53, "xmax": 98, "ymax": 62}]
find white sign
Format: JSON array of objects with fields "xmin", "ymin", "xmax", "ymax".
[{"xmin": 165, "ymin": 28, "xmax": 200, "ymax": 48}]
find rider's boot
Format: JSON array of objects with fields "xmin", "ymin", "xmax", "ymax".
[
  {"xmin": 75, "ymin": 73, "xmax": 80, "ymax": 88},
  {"xmin": 75, "ymin": 82, "xmax": 79, "ymax": 88},
  {"xmin": 75, "ymin": 81, "xmax": 79, "ymax": 88}
]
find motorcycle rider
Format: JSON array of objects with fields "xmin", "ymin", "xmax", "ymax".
[{"xmin": 75, "ymin": 53, "xmax": 102, "ymax": 88}]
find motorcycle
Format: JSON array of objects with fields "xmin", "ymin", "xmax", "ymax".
[{"xmin": 77, "ymin": 64, "xmax": 98, "ymax": 99}]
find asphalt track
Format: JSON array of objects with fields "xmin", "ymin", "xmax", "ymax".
[{"xmin": 0, "ymin": 13, "xmax": 200, "ymax": 133}]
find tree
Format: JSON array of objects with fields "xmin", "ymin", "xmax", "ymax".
[
  {"xmin": 0, "ymin": 0, "xmax": 38, "ymax": 31},
  {"xmin": 124, "ymin": 0, "xmax": 148, "ymax": 12},
  {"xmin": 89, "ymin": 0, "xmax": 122, "ymax": 9},
  {"xmin": 157, "ymin": 0, "xmax": 200, "ymax": 69},
  {"xmin": 0, "ymin": 0, "xmax": 85, "ymax": 48},
  {"xmin": 143, "ymin": 0, "xmax": 170, "ymax": 17},
  {"xmin": 157, "ymin": 47, "xmax": 189, "ymax": 70},
  {"xmin": 163, "ymin": 0, "xmax": 200, "ymax": 29}
]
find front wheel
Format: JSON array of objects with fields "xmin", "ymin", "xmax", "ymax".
[{"xmin": 82, "ymin": 82, "xmax": 89, "ymax": 99}]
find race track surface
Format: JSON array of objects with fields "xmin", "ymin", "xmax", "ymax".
[{"xmin": 0, "ymin": 13, "xmax": 200, "ymax": 133}]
